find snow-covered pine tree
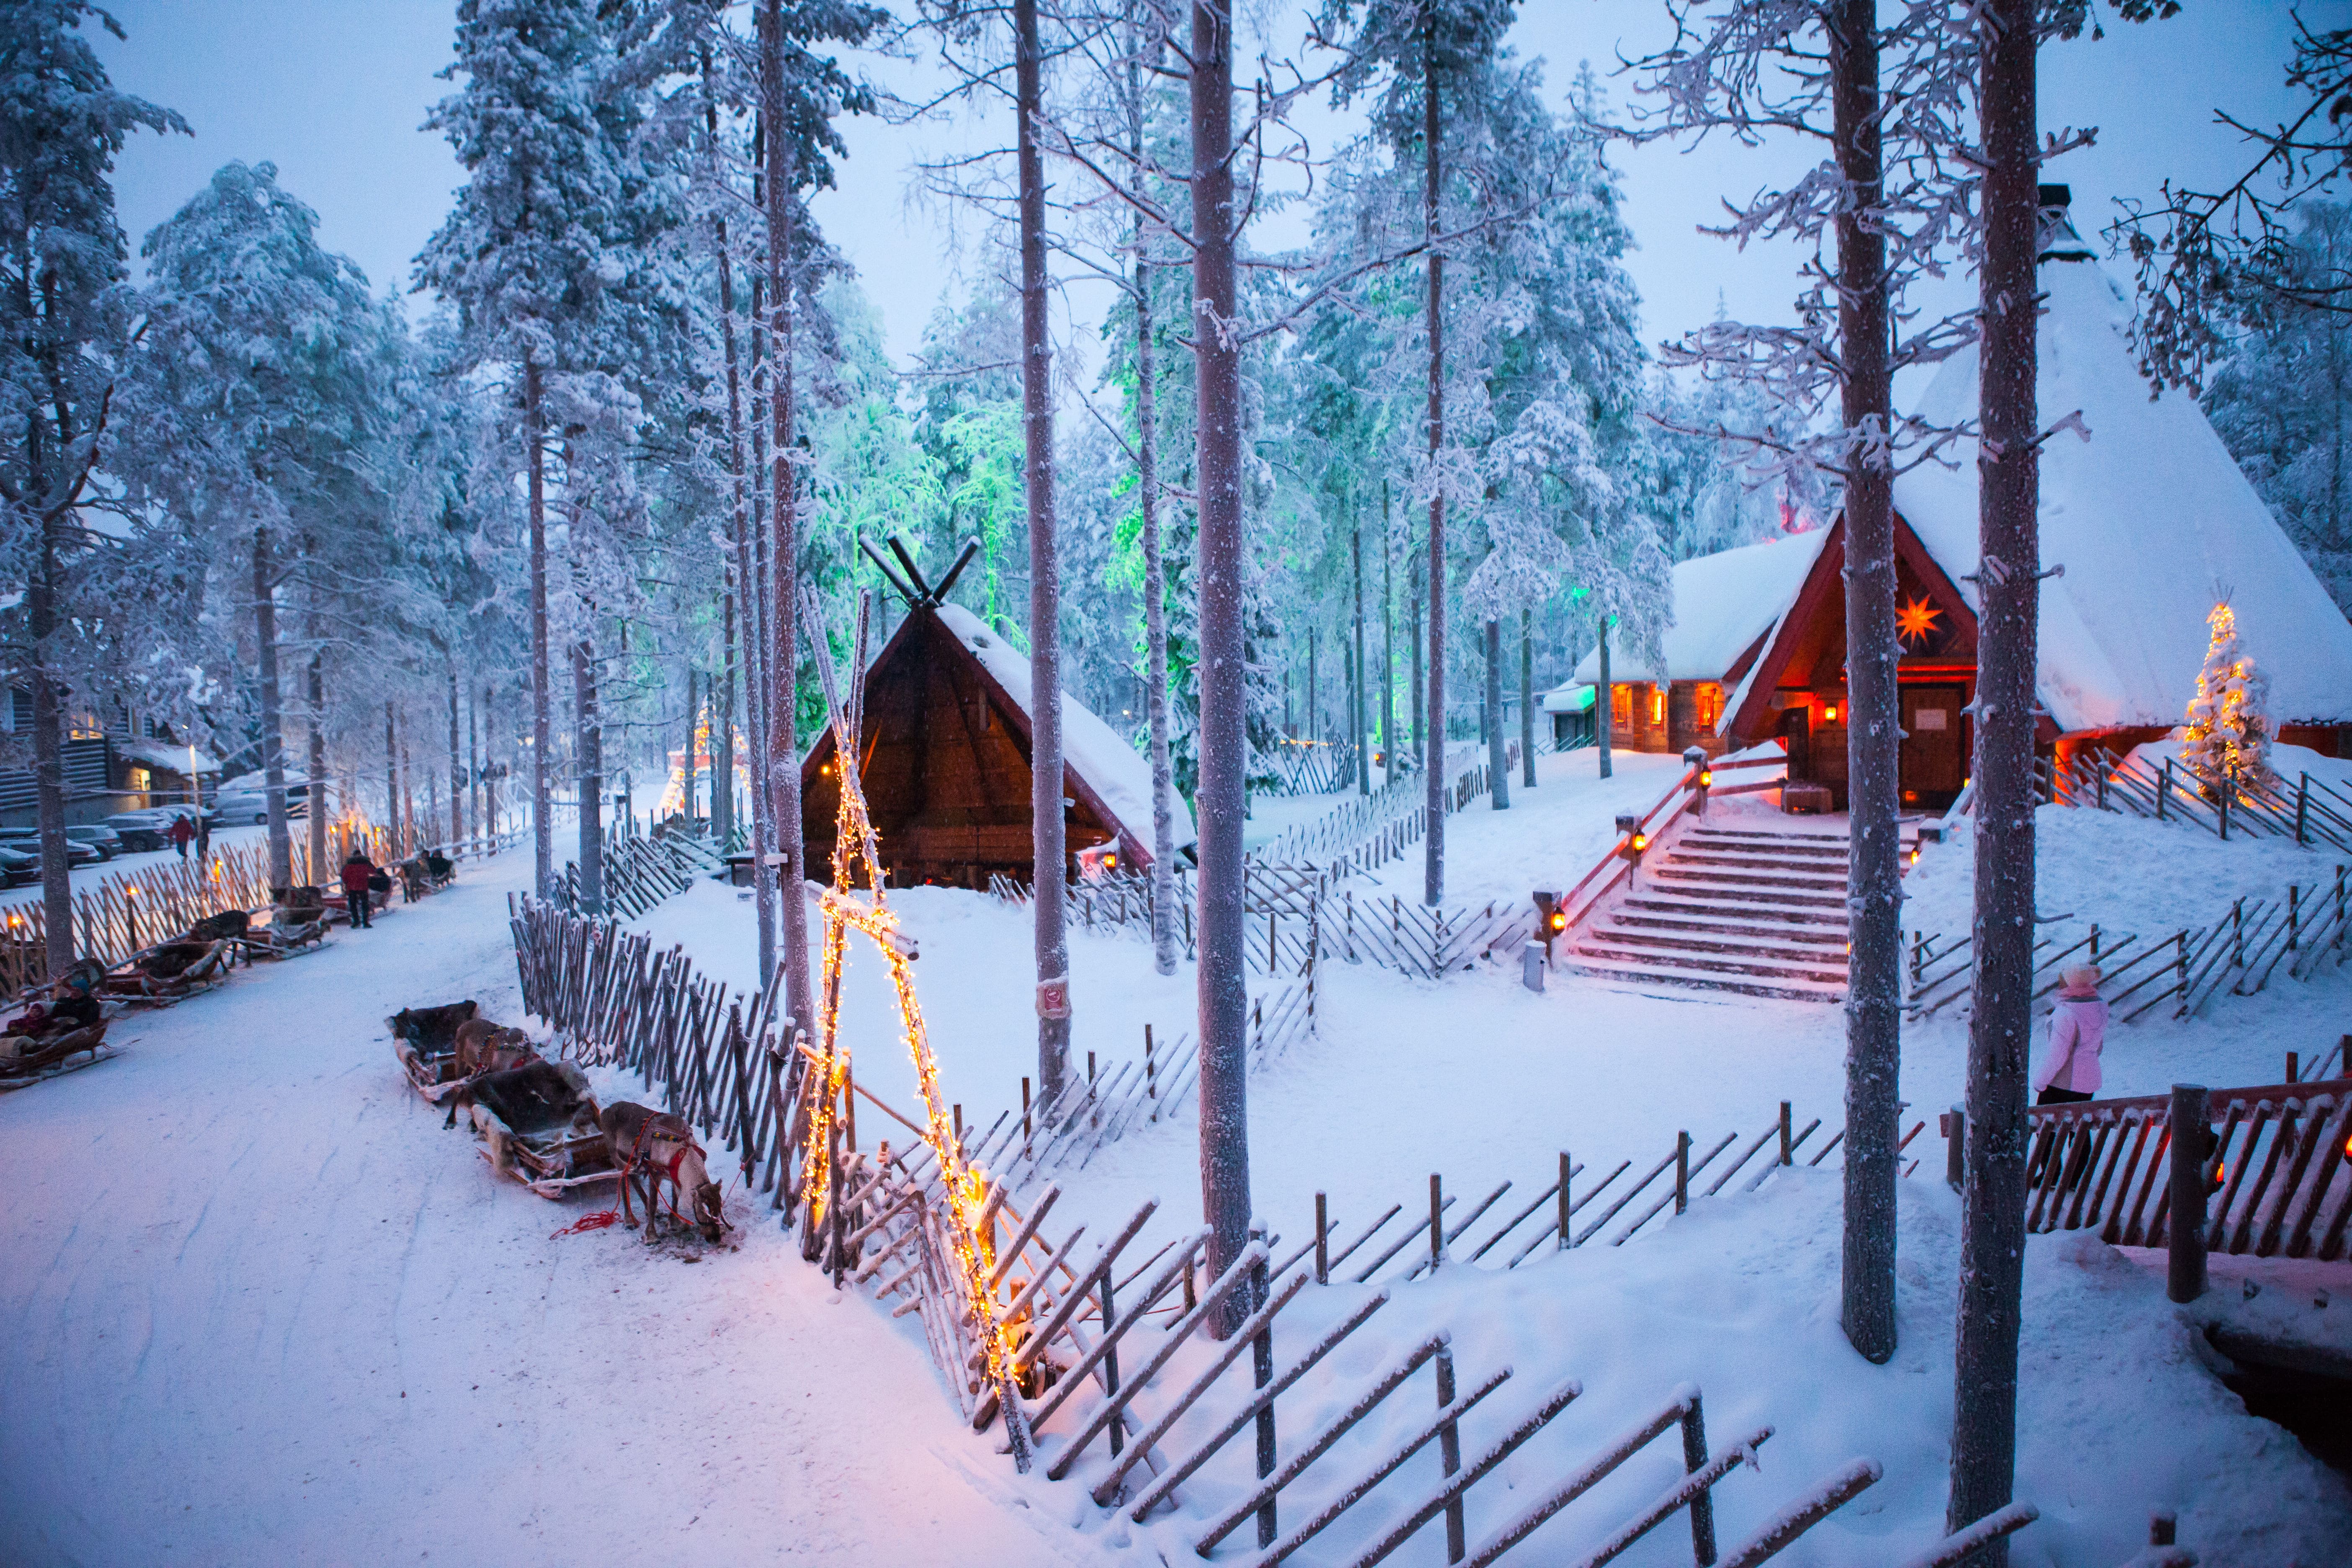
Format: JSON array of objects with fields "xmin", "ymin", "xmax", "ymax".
[
  {"xmin": 2181, "ymin": 598, "xmax": 2275, "ymax": 793},
  {"xmin": 126, "ymin": 161, "xmax": 394, "ymax": 892},
  {"xmin": 1322, "ymin": 0, "xmax": 1516, "ymax": 908},
  {"xmin": 418, "ymin": 0, "xmax": 629, "ymax": 900},
  {"xmin": 0, "ymin": 0, "xmax": 183, "ymax": 972}
]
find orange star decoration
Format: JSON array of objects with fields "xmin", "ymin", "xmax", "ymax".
[{"xmin": 1896, "ymin": 595, "xmax": 1944, "ymax": 645}]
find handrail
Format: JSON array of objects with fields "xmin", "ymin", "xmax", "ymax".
[{"xmin": 1550, "ymin": 744, "xmax": 1794, "ymax": 942}]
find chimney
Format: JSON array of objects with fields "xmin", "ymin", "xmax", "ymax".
[{"xmin": 2035, "ymin": 183, "xmax": 2092, "ymax": 263}]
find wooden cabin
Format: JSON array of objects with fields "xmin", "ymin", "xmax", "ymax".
[
  {"xmin": 800, "ymin": 601, "xmax": 1193, "ymax": 890},
  {"xmin": 1715, "ymin": 191, "xmax": 2352, "ymax": 807},
  {"xmin": 1566, "ymin": 530, "xmax": 1831, "ymax": 761}
]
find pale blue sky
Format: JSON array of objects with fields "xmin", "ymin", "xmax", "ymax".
[{"xmin": 90, "ymin": 0, "xmax": 2343, "ymax": 387}]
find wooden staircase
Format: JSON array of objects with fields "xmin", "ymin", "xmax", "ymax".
[{"xmin": 1564, "ymin": 824, "xmax": 1868, "ymax": 1002}]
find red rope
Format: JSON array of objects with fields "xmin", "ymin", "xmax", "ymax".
[{"xmin": 550, "ymin": 1209, "xmax": 620, "ymax": 1239}]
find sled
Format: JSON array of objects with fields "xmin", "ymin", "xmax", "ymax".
[
  {"xmin": 0, "ymin": 1021, "xmax": 116, "ymax": 1092},
  {"xmin": 235, "ymin": 917, "xmax": 329, "ymax": 962},
  {"xmin": 389, "ymin": 1001, "xmax": 480, "ymax": 1101},
  {"xmin": 99, "ymin": 940, "xmax": 230, "ymax": 1007},
  {"xmin": 468, "ymin": 1060, "xmax": 617, "ymax": 1197}
]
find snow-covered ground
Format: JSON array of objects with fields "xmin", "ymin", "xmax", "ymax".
[{"xmin": 7, "ymin": 771, "xmax": 2350, "ymax": 1565}]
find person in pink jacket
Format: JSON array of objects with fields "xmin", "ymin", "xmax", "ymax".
[{"xmin": 2032, "ymin": 965, "xmax": 2108, "ymax": 1105}]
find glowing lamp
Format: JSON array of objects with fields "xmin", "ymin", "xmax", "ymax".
[
  {"xmin": 1822, "ymin": 704, "xmax": 1840, "ymax": 723},
  {"xmin": 1101, "ymin": 851, "xmax": 1117, "ymax": 871},
  {"xmin": 1630, "ymin": 832, "xmax": 1648, "ymax": 853},
  {"xmin": 1546, "ymin": 909, "xmax": 1567, "ymax": 935},
  {"xmin": 1699, "ymin": 769, "xmax": 1713, "ymax": 788}
]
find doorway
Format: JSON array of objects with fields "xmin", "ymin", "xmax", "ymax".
[{"xmin": 1899, "ymin": 683, "xmax": 1967, "ymax": 807}]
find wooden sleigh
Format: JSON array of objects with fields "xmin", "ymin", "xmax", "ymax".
[
  {"xmin": 100, "ymin": 940, "xmax": 230, "ymax": 1007},
  {"xmin": 0, "ymin": 1021, "xmax": 115, "ymax": 1091},
  {"xmin": 467, "ymin": 1060, "xmax": 617, "ymax": 1197},
  {"xmin": 391, "ymin": 1000, "xmax": 480, "ymax": 1102}
]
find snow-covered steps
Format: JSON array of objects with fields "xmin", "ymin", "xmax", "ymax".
[{"xmin": 1563, "ymin": 822, "xmax": 1916, "ymax": 1003}]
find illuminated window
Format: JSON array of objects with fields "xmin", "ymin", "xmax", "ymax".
[
  {"xmin": 1649, "ymin": 689, "xmax": 1665, "ymax": 726},
  {"xmin": 1696, "ymin": 683, "xmax": 1723, "ymax": 731},
  {"xmin": 1611, "ymin": 685, "xmax": 1632, "ymax": 728}
]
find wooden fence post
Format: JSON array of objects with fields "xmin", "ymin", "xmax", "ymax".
[
  {"xmin": 1558, "ymin": 1150, "xmax": 1572, "ymax": 1251},
  {"xmin": 1675, "ymin": 1130, "xmax": 1691, "ymax": 1215},
  {"xmin": 1429, "ymin": 1173, "xmax": 1444, "ymax": 1271},
  {"xmin": 1315, "ymin": 1191, "xmax": 1329, "ymax": 1285},
  {"xmin": 1436, "ymin": 1340, "xmax": 1466, "ymax": 1563},
  {"xmin": 2168, "ymin": 1083, "xmax": 2209, "ymax": 1304},
  {"xmin": 1682, "ymin": 1390, "xmax": 1718, "ymax": 1566},
  {"xmin": 1779, "ymin": 1101, "xmax": 1793, "ymax": 1167}
]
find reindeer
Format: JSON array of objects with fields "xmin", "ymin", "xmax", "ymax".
[
  {"xmin": 599, "ymin": 1101, "xmax": 728, "ymax": 1243},
  {"xmin": 441, "ymin": 1019, "xmax": 540, "ymax": 1127}
]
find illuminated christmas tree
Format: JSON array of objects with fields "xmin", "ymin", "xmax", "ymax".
[{"xmin": 2181, "ymin": 599, "xmax": 2274, "ymax": 793}]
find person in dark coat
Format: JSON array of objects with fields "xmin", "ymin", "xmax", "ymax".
[{"xmin": 340, "ymin": 851, "xmax": 378, "ymax": 929}]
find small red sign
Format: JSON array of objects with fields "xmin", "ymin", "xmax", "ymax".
[{"xmin": 1036, "ymin": 977, "xmax": 1071, "ymax": 1019}]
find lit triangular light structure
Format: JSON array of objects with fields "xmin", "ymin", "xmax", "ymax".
[{"xmin": 796, "ymin": 583, "xmax": 1034, "ymax": 1472}]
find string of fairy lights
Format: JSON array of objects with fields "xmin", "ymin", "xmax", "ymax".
[{"xmin": 795, "ymin": 585, "xmax": 1034, "ymax": 1469}]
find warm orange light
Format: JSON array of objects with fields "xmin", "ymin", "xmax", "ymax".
[
  {"xmin": 1699, "ymin": 769, "xmax": 1713, "ymax": 788},
  {"xmin": 1102, "ymin": 852, "xmax": 1116, "ymax": 870},
  {"xmin": 1822, "ymin": 704, "xmax": 1840, "ymax": 723},
  {"xmin": 1630, "ymin": 832, "xmax": 1648, "ymax": 853},
  {"xmin": 1547, "ymin": 910, "xmax": 1567, "ymax": 934}
]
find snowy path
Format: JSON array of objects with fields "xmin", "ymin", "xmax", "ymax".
[{"xmin": 0, "ymin": 858, "xmax": 1103, "ymax": 1566}]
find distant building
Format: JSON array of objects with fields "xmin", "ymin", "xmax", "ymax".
[
  {"xmin": 1562, "ymin": 191, "xmax": 2352, "ymax": 810},
  {"xmin": 800, "ymin": 601, "xmax": 1194, "ymax": 889},
  {"xmin": 0, "ymin": 689, "xmax": 222, "ymax": 828}
]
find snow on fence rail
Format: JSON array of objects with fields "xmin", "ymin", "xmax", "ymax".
[
  {"xmin": 546, "ymin": 821, "xmax": 721, "ymax": 921},
  {"xmin": 1250, "ymin": 741, "xmax": 1517, "ymax": 871},
  {"xmin": 2006, "ymin": 1074, "xmax": 2352, "ymax": 1261},
  {"xmin": 0, "ymin": 824, "xmax": 526, "ymax": 995},
  {"xmin": 2045, "ymin": 747, "xmax": 2352, "ymax": 856},
  {"xmin": 804, "ymin": 1096, "xmax": 2035, "ymax": 1565},
  {"xmin": 1906, "ymin": 862, "xmax": 2349, "ymax": 1024},
  {"xmin": 999, "ymin": 863, "xmax": 1536, "ymax": 983}
]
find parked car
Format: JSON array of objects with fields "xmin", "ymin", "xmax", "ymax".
[
  {"xmin": 0, "ymin": 844, "xmax": 36, "ymax": 886},
  {"xmin": 63, "ymin": 825, "xmax": 123, "ymax": 860},
  {"xmin": 211, "ymin": 783, "xmax": 309, "ymax": 825},
  {"xmin": 104, "ymin": 812, "xmax": 171, "ymax": 852},
  {"xmin": 0, "ymin": 830, "xmax": 100, "ymax": 867}
]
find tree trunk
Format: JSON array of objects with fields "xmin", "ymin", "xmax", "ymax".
[
  {"xmin": 575, "ymin": 637, "xmax": 603, "ymax": 915},
  {"xmin": 1138, "ymin": 260, "xmax": 1180, "ymax": 975},
  {"xmin": 254, "ymin": 525, "xmax": 293, "ymax": 889},
  {"xmin": 1950, "ymin": 0, "xmax": 2040, "ymax": 1550},
  {"xmin": 384, "ymin": 703, "xmax": 397, "ymax": 858},
  {"xmin": 1016, "ymin": 0, "xmax": 1071, "ymax": 1103},
  {"xmin": 1191, "ymin": 0, "xmax": 1253, "ymax": 1337},
  {"xmin": 1519, "ymin": 608, "xmax": 1535, "ymax": 788},
  {"xmin": 1485, "ymin": 618, "xmax": 1508, "ymax": 809},
  {"xmin": 718, "ymin": 591, "xmax": 737, "ymax": 846},
  {"xmin": 714, "ymin": 46, "xmax": 769, "ymax": 971},
  {"xmin": 1382, "ymin": 485, "xmax": 1396, "ymax": 788},
  {"xmin": 1596, "ymin": 613, "xmax": 1613, "ymax": 778},
  {"xmin": 307, "ymin": 628, "xmax": 327, "ymax": 881},
  {"xmin": 748, "ymin": 263, "xmax": 778, "ymax": 986},
  {"xmin": 1421, "ymin": 26, "xmax": 1447, "ymax": 907},
  {"xmin": 1353, "ymin": 514, "xmax": 1369, "ymax": 796},
  {"xmin": 485, "ymin": 686, "xmax": 500, "ymax": 845},
  {"xmin": 762, "ymin": 0, "xmax": 812, "ymax": 1031},
  {"xmin": 1833, "ymin": 0, "xmax": 1902, "ymax": 1369},
  {"xmin": 526, "ymin": 358, "xmax": 552, "ymax": 896},
  {"xmin": 446, "ymin": 663, "xmax": 462, "ymax": 851},
  {"xmin": 26, "ymin": 494, "xmax": 71, "ymax": 975},
  {"xmin": 468, "ymin": 685, "xmax": 481, "ymax": 851},
  {"xmin": 1409, "ymin": 551, "xmax": 1423, "ymax": 764},
  {"xmin": 683, "ymin": 664, "xmax": 699, "ymax": 827}
]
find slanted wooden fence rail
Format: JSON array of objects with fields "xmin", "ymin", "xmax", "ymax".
[
  {"xmin": 0, "ymin": 825, "xmax": 525, "ymax": 996},
  {"xmin": 1252, "ymin": 742, "xmax": 1519, "ymax": 872},
  {"xmin": 547, "ymin": 821, "xmax": 722, "ymax": 921},
  {"xmin": 2045, "ymin": 748, "xmax": 2352, "ymax": 856},
  {"xmin": 2008, "ymin": 1075, "xmax": 2352, "ymax": 1261},
  {"xmin": 1907, "ymin": 863, "xmax": 2349, "ymax": 1024},
  {"xmin": 810, "ymin": 1105, "xmax": 2023, "ymax": 1566}
]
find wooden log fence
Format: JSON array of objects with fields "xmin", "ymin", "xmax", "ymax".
[
  {"xmin": 2001, "ymin": 1075, "xmax": 2352, "ymax": 1261},
  {"xmin": 547, "ymin": 820, "xmax": 720, "ymax": 921},
  {"xmin": 1252, "ymin": 741, "xmax": 1517, "ymax": 870},
  {"xmin": 816, "ymin": 1107, "xmax": 1995, "ymax": 1567},
  {"xmin": 0, "ymin": 824, "xmax": 527, "ymax": 996},
  {"xmin": 2048, "ymin": 748, "xmax": 2352, "ymax": 856},
  {"xmin": 1908, "ymin": 861, "xmax": 2349, "ymax": 1024}
]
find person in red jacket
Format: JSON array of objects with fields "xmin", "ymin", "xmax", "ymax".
[
  {"xmin": 340, "ymin": 850, "xmax": 378, "ymax": 929},
  {"xmin": 166, "ymin": 814, "xmax": 196, "ymax": 861}
]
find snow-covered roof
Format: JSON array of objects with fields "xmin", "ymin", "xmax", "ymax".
[
  {"xmin": 934, "ymin": 603, "xmax": 1196, "ymax": 857},
  {"xmin": 1572, "ymin": 529, "xmax": 1831, "ymax": 686},
  {"xmin": 1893, "ymin": 219, "xmax": 2352, "ymax": 730},
  {"xmin": 1540, "ymin": 682, "xmax": 1594, "ymax": 714},
  {"xmin": 120, "ymin": 738, "xmax": 222, "ymax": 774}
]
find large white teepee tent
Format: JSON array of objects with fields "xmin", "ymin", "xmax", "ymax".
[{"xmin": 1892, "ymin": 193, "xmax": 2352, "ymax": 736}]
